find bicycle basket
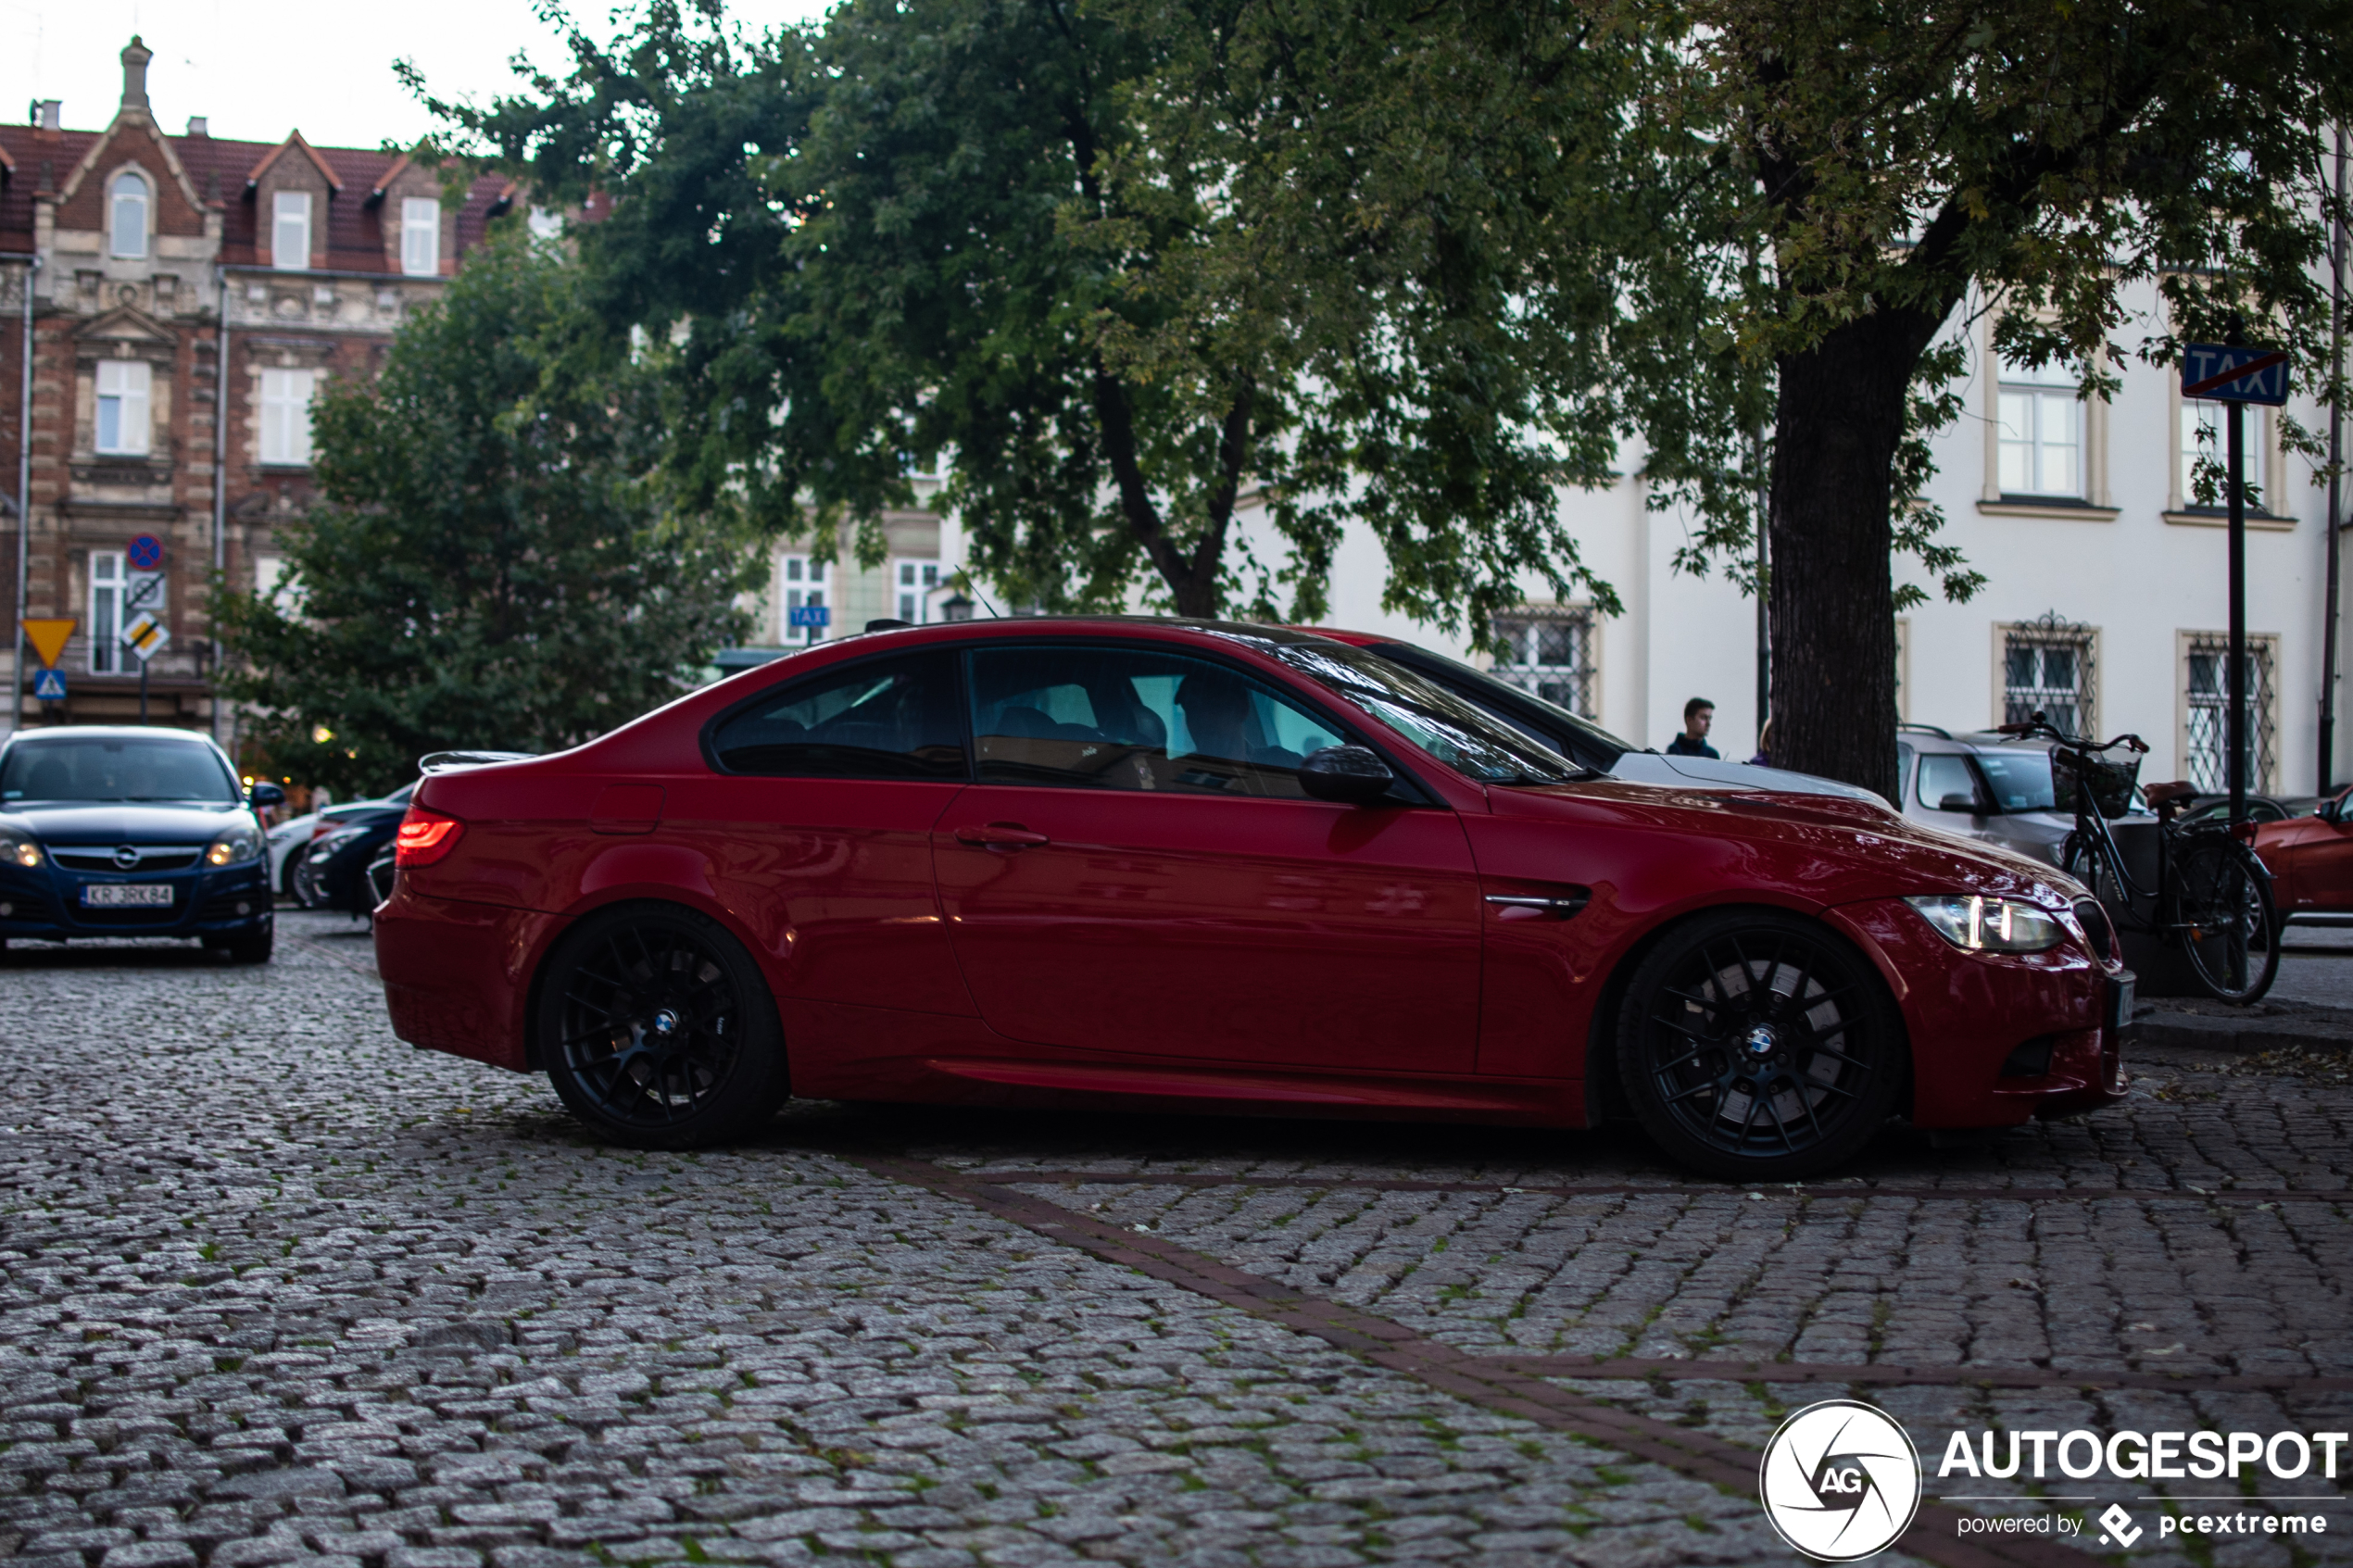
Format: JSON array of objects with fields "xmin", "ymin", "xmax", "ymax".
[{"xmin": 2052, "ymin": 746, "xmax": 2142, "ymax": 820}]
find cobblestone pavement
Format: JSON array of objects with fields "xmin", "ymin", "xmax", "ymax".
[{"xmin": 0, "ymin": 910, "xmax": 2347, "ymax": 1568}]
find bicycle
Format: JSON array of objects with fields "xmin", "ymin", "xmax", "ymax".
[{"xmin": 1994, "ymin": 712, "xmax": 2277, "ymax": 1004}]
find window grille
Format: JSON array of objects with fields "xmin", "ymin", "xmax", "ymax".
[
  {"xmin": 2184, "ymin": 634, "xmax": 2277, "ymax": 795},
  {"xmin": 2001, "ymin": 612, "xmax": 2095, "ymax": 737},
  {"xmin": 1490, "ymin": 607, "xmax": 1598, "ymax": 717}
]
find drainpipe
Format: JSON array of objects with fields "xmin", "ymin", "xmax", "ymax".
[
  {"xmin": 2324, "ymin": 126, "xmax": 2347, "ymax": 797},
  {"xmin": 211, "ymin": 271, "xmax": 231, "ymax": 748},
  {"xmin": 7, "ymin": 252, "xmax": 34, "ymax": 739}
]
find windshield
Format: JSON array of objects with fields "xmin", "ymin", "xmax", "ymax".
[
  {"xmin": 1270, "ymin": 642, "xmax": 1581, "ymax": 784},
  {"xmin": 0, "ymin": 735, "xmax": 240, "ymax": 805},
  {"xmin": 1975, "ymin": 748, "xmax": 2057, "ymax": 813},
  {"xmin": 1379, "ymin": 644, "xmax": 1635, "ymax": 766}
]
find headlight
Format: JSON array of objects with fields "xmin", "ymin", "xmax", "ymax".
[
  {"xmin": 0, "ymin": 833, "xmax": 40, "ymax": 869},
  {"xmin": 206, "ymin": 826, "xmax": 264, "ymax": 867},
  {"xmin": 1904, "ymin": 894, "xmax": 2064, "ymax": 953}
]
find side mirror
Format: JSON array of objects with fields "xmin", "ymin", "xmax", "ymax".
[
  {"xmin": 2327, "ymin": 793, "xmax": 2349, "ymax": 824},
  {"xmin": 1936, "ymin": 792, "xmax": 1982, "ymax": 814},
  {"xmin": 249, "ymin": 782, "xmax": 286, "ymax": 809},
  {"xmin": 1299, "ymin": 745, "xmax": 1395, "ymax": 806}
]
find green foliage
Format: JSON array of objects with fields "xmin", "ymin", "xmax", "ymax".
[
  {"xmin": 416, "ymin": 0, "xmax": 1629, "ymax": 626},
  {"xmin": 214, "ymin": 233, "xmax": 760, "ymax": 796}
]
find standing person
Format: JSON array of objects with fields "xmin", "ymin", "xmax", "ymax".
[
  {"xmin": 1747, "ymin": 718, "xmax": 1773, "ymax": 767},
  {"xmin": 1667, "ymin": 697, "xmax": 1719, "ymax": 758}
]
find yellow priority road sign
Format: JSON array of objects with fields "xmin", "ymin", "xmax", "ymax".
[
  {"xmin": 121, "ymin": 611, "xmax": 170, "ymax": 663},
  {"xmin": 21, "ymin": 618, "xmax": 77, "ymax": 670}
]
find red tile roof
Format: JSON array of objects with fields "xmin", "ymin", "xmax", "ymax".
[{"xmin": 0, "ymin": 119, "xmax": 511, "ymax": 274}]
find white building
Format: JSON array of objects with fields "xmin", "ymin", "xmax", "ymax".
[{"xmin": 792, "ymin": 279, "xmax": 2340, "ymax": 799}]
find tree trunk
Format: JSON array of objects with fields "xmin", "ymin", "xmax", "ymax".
[{"xmin": 1768, "ymin": 307, "xmax": 1944, "ymax": 806}]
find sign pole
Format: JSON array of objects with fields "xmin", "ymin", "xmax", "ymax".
[
  {"xmin": 2228, "ymin": 397, "xmax": 2247, "ymax": 826},
  {"xmin": 138, "ymin": 654, "xmax": 148, "ymax": 725}
]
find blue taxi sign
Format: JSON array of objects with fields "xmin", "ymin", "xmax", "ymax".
[{"xmin": 2180, "ymin": 344, "xmax": 2290, "ymax": 406}]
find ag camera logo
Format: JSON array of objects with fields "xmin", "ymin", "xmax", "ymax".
[{"xmin": 1760, "ymin": 1399, "xmax": 1922, "ymax": 1561}]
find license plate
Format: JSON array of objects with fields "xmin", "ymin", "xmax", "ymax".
[
  {"xmin": 2108, "ymin": 972, "xmax": 2136, "ymax": 1032},
  {"xmin": 82, "ymin": 884, "xmax": 174, "ymax": 909}
]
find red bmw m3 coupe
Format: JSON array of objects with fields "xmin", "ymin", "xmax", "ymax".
[{"xmin": 375, "ymin": 619, "xmax": 2130, "ymax": 1178}]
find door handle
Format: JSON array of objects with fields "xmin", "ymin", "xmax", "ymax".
[{"xmin": 955, "ymin": 822, "xmax": 1051, "ymax": 848}]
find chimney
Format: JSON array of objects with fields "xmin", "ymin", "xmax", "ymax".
[
  {"xmin": 32, "ymin": 99, "xmax": 61, "ymax": 133},
  {"xmin": 120, "ymin": 36, "xmax": 152, "ymax": 113},
  {"xmin": 185, "ymin": 116, "xmax": 208, "ymax": 137}
]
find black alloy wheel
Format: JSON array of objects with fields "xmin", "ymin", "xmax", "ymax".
[
  {"xmin": 536, "ymin": 904, "xmax": 790, "ymax": 1148},
  {"xmin": 1617, "ymin": 910, "xmax": 1903, "ymax": 1179}
]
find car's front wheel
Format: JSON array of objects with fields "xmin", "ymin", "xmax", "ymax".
[
  {"xmin": 1616, "ymin": 909, "xmax": 1904, "ymax": 1180},
  {"xmin": 535, "ymin": 904, "xmax": 791, "ymax": 1149}
]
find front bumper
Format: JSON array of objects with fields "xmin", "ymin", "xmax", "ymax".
[
  {"xmin": 0, "ymin": 859, "xmax": 272, "ymax": 941},
  {"xmin": 1830, "ymin": 897, "xmax": 2131, "ymax": 1129}
]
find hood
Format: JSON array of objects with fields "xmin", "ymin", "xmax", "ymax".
[
  {"xmin": 1491, "ymin": 779, "xmax": 2085, "ymax": 911},
  {"xmin": 1653, "ymin": 751, "xmax": 1888, "ymax": 805},
  {"xmin": 4, "ymin": 801, "xmax": 255, "ymax": 847}
]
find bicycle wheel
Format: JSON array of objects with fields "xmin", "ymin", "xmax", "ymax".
[
  {"xmin": 2173, "ymin": 834, "xmax": 2280, "ymax": 1004},
  {"xmin": 2060, "ymin": 833, "xmax": 2135, "ymax": 928}
]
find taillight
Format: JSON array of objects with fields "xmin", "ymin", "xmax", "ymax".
[{"xmin": 394, "ymin": 807, "xmax": 464, "ymax": 867}]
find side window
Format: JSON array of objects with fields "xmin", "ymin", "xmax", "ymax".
[
  {"xmin": 711, "ymin": 652, "xmax": 965, "ymax": 781},
  {"xmin": 1916, "ymin": 754, "xmax": 1984, "ymax": 813},
  {"xmin": 970, "ymin": 645, "xmax": 1347, "ymax": 799}
]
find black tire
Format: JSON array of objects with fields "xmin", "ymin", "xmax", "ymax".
[
  {"xmin": 280, "ymin": 842, "xmax": 309, "ymax": 899},
  {"xmin": 2174, "ymin": 834, "xmax": 2279, "ymax": 1004},
  {"xmin": 535, "ymin": 904, "xmax": 790, "ymax": 1149},
  {"xmin": 225, "ymin": 924, "xmax": 274, "ymax": 965},
  {"xmin": 2060, "ymin": 833, "xmax": 2130, "ymax": 918},
  {"xmin": 292, "ymin": 851, "xmax": 328, "ymax": 909},
  {"xmin": 1616, "ymin": 909, "xmax": 1905, "ymax": 1180}
]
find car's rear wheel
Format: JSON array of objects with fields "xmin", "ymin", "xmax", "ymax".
[
  {"xmin": 280, "ymin": 842, "xmax": 309, "ymax": 899},
  {"xmin": 1617, "ymin": 910, "xmax": 1904, "ymax": 1180},
  {"xmin": 535, "ymin": 904, "xmax": 790, "ymax": 1148}
]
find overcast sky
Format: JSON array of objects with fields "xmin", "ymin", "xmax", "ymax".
[{"xmin": 0, "ymin": 0, "xmax": 832, "ymax": 150}]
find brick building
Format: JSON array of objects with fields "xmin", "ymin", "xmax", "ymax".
[{"xmin": 0, "ymin": 37, "xmax": 512, "ymax": 739}]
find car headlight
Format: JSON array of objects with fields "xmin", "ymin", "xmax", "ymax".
[
  {"xmin": 0, "ymin": 832, "xmax": 40, "ymax": 869},
  {"xmin": 206, "ymin": 826, "xmax": 264, "ymax": 867},
  {"xmin": 1904, "ymin": 894, "xmax": 2064, "ymax": 953}
]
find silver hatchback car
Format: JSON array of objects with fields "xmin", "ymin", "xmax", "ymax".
[{"xmin": 1897, "ymin": 722, "xmax": 2151, "ymax": 866}]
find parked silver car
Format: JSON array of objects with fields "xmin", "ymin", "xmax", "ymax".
[{"xmin": 1897, "ymin": 722, "xmax": 2149, "ymax": 865}]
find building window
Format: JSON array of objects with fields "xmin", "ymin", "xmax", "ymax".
[
  {"xmin": 2184, "ymin": 633, "xmax": 2278, "ymax": 795},
  {"xmin": 895, "ymin": 558, "xmax": 941, "ymax": 623},
  {"xmin": 1489, "ymin": 606, "xmax": 1598, "ymax": 717},
  {"xmin": 272, "ymin": 191, "xmax": 311, "ymax": 271},
  {"xmin": 1996, "ymin": 355, "xmax": 2084, "ymax": 498},
  {"xmin": 400, "ymin": 197, "xmax": 441, "ymax": 276},
  {"xmin": 2000, "ymin": 613, "xmax": 2095, "ymax": 737},
  {"xmin": 2179, "ymin": 400, "xmax": 2269, "ymax": 512},
  {"xmin": 109, "ymin": 171, "xmax": 149, "ymax": 259},
  {"xmin": 260, "ymin": 368, "xmax": 319, "ymax": 465},
  {"xmin": 89, "ymin": 551, "xmax": 124, "ymax": 674},
  {"xmin": 780, "ymin": 556, "xmax": 828, "ymax": 645},
  {"xmin": 94, "ymin": 360, "xmax": 152, "ymax": 456}
]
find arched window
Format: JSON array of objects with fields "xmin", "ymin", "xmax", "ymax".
[{"xmin": 109, "ymin": 171, "xmax": 150, "ymax": 259}]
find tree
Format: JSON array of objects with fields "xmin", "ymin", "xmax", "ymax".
[
  {"xmin": 415, "ymin": 0, "xmax": 1621, "ymax": 623},
  {"xmin": 215, "ymin": 233, "xmax": 760, "ymax": 797},
  {"xmin": 1105, "ymin": 0, "xmax": 2353, "ymax": 797}
]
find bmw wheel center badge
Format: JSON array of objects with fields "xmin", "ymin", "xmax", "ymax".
[{"xmin": 1758, "ymin": 1399, "xmax": 1922, "ymax": 1561}]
